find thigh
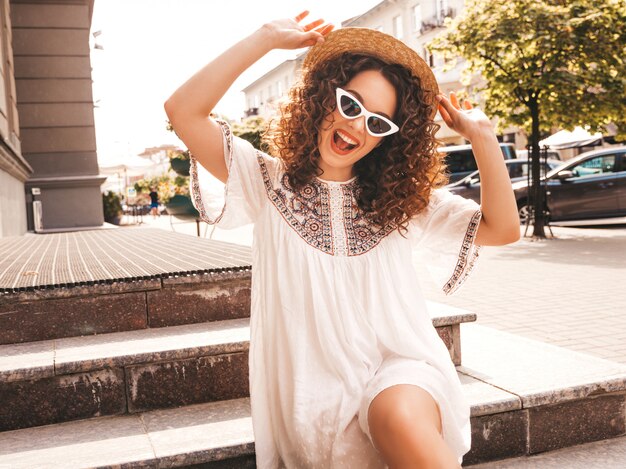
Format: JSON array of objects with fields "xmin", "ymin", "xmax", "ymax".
[
  {"xmin": 358, "ymin": 356, "xmax": 446, "ymax": 446},
  {"xmin": 369, "ymin": 383, "xmax": 442, "ymax": 432}
]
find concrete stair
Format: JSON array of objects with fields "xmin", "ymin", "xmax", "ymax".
[
  {"xmin": 2, "ymin": 323, "xmax": 625, "ymax": 467},
  {"xmin": 468, "ymin": 434, "xmax": 626, "ymax": 468},
  {"xmin": 1, "ymin": 270, "xmax": 626, "ymax": 467},
  {"xmin": 0, "ymin": 270, "xmax": 253, "ymax": 346},
  {"xmin": 0, "ymin": 295, "xmax": 473, "ymax": 434}
]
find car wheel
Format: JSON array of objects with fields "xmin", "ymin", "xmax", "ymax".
[{"xmin": 518, "ymin": 201, "xmax": 530, "ymax": 224}]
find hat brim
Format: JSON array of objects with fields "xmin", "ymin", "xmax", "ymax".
[{"xmin": 302, "ymin": 28, "xmax": 440, "ymax": 119}]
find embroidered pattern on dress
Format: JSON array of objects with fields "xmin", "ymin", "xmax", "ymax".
[
  {"xmin": 189, "ymin": 119, "xmax": 233, "ymax": 225},
  {"xmin": 257, "ymin": 154, "xmax": 333, "ymax": 253},
  {"xmin": 257, "ymin": 157, "xmax": 396, "ymax": 257},
  {"xmin": 328, "ymin": 184, "xmax": 349, "ymax": 256},
  {"xmin": 343, "ymin": 184, "xmax": 397, "ymax": 256},
  {"xmin": 442, "ymin": 209, "xmax": 483, "ymax": 295}
]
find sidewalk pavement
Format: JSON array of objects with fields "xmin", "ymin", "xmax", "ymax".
[
  {"xmin": 128, "ymin": 215, "xmax": 626, "ymax": 364},
  {"xmin": 416, "ymin": 223, "xmax": 626, "ymax": 365}
]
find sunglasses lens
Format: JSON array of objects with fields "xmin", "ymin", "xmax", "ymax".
[
  {"xmin": 367, "ymin": 116, "xmax": 392, "ymax": 135},
  {"xmin": 340, "ymin": 94, "xmax": 362, "ymax": 117}
]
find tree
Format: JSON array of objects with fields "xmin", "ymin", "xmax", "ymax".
[
  {"xmin": 429, "ymin": 0, "xmax": 626, "ymax": 238},
  {"xmin": 232, "ymin": 116, "xmax": 268, "ymax": 151}
]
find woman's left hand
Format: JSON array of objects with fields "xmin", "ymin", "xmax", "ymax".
[{"xmin": 436, "ymin": 92, "xmax": 493, "ymax": 141}]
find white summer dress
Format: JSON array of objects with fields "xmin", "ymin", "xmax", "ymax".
[{"xmin": 190, "ymin": 120, "xmax": 483, "ymax": 468}]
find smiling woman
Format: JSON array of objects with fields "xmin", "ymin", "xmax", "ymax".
[{"xmin": 163, "ymin": 10, "xmax": 518, "ymax": 469}]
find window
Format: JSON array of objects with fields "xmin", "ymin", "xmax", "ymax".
[
  {"xmin": 393, "ymin": 15, "xmax": 403, "ymax": 39},
  {"xmin": 277, "ymin": 80, "xmax": 283, "ymax": 96},
  {"xmin": 254, "ymin": 95, "xmax": 259, "ymax": 108},
  {"xmin": 571, "ymin": 155, "xmax": 616, "ymax": 178},
  {"xmin": 413, "ymin": 4, "xmax": 422, "ymax": 31},
  {"xmin": 268, "ymin": 84, "xmax": 273, "ymax": 98},
  {"xmin": 436, "ymin": 0, "xmax": 449, "ymax": 20}
]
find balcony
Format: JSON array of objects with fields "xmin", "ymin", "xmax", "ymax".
[
  {"xmin": 244, "ymin": 107, "xmax": 259, "ymax": 118},
  {"xmin": 419, "ymin": 8, "xmax": 456, "ymax": 34}
]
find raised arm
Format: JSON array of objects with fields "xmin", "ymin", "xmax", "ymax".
[
  {"xmin": 164, "ymin": 11, "xmax": 332, "ymax": 183},
  {"xmin": 436, "ymin": 92, "xmax": 520, "ymax": 246}
]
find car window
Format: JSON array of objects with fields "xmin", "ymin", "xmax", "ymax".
[
  {"xmin": 444, "ymin": 149, "xmax": 478, "ymax": 173},
  {"xmin": 618, "ymin": 152, "xmax": 626, "ymax": 172},
  {"xmin": 508, "ymin": 161, "xmax": 556, "ymax": 179},
  {"xmin": 509, "ymin": 163, "xmax": 525, "ymax": 178},
  {"xmin": 570, "ymin": 155, "xmax": 617, "ymax": 178}
]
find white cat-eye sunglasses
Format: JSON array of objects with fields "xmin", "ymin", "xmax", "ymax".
[{"xmin": 335, "ymin": 87, "xmax": 399, "ymax": 137}]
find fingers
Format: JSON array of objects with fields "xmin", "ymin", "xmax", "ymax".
[
  {"xmin": 303, "ymin": 19, "xmax": 324, "ymax": 31},
  {"xmin": 304, "ymin": 24, "xmax": 334, "ymax": 47},
  {"xmin": 317, "ymin": 24, "xmax": 334, "ymax": 35},
  {"xmin": 304, "ymin": 31, "xmax": 325, "ymax": 46},
  {"xmin": 436, "ymin": 94, "xmax": 458, "ymax": 116},
  {"xmin": 463, "ymin": 99, "xmax": 473, "ymax": 110},
  {"xmin": 450, "ymin": 92, "xmax": 460, "ymax": 109},
  {"xmin": 295, "ymin": 10, "xmax": 309, "ymax": 22},
  {"xmin": 437, "ymin": 101, "xmax": 452, "ymax": 125}
]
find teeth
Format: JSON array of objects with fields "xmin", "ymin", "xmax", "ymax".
[{"xmin": 336, "ymin": 130, "xmax": 358, "ymax": 146}]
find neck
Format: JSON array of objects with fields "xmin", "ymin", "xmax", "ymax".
[{"xmin": 316, "ymin": 164, "xmax": 355, "ymax": 182}]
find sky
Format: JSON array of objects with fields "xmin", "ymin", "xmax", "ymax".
[{"xmin": 90, "ymin": 0, "xmax": 381, "ymax": 166}]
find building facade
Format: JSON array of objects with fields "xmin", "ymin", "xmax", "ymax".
[
  {"xmin": 0, "ymin": 0, "xmax": 104, "ymax": 239},
  {"xmin": 242, "ymin": 57, "xmax": 302, "ymax": 120}
]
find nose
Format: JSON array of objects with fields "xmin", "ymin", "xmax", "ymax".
[{"xmin": 347, "ymin": 115, "xmax": 367, "ymax": 135}]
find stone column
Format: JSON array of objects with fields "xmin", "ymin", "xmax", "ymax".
[{"xmin": 11, "ymin": 0, "xmax": 105, "ymax": 231}]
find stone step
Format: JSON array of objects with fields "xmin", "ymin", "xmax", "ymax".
[
  {"xmin": 0, "ymin": 305, "xmax": 475, "ymax": 433},
  {"xmin": 459, "ymin": 323, "xmax": 626, "ymax": 465},
  {"xmin": 0, "ymin": 397, "xmax": 256, "ymax": 469},
  {"xmin": 0, "ymin": 264, "xmax": 476, "ymax": 345},
  {"xmin": 466, "ymin": 434, "xmax": 626, "ymax": 468},
  {"xmin": 0, "ymin": 270, "xmax": 252, "ymax": 345},
  {"xmin": 3, "ymin": 322, "xmax": 625, "ymax": 469}
]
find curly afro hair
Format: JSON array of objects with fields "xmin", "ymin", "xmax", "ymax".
[{"xmin": 262, "ymin": 53, "xmax": 450, "ymax": 236}]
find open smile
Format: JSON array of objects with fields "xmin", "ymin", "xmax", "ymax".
[{"xmin": 330, "ymin": 129, "xmax": 360, "ymax": 155}]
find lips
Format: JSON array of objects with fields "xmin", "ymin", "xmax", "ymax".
[{"xmin": 331, "ymin": 129, "xmax": 360, "ymax": 155}]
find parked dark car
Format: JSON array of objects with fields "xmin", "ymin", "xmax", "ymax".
[
  {"xmin": 509, "ymin": 146, "xmax": 626, "ymax": 225},
  {"xmin": 516, "ymin": 148, "xmax": 563, "ymax": 161},
  {"xmin": 447, "ymin": 158, "xmax": 563, "ymax": 203},
  {"xmin": 439, "ymin": 142, "xmax": 517, "ymax": 183}
]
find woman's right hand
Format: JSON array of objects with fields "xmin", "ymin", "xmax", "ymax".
[{"xmin": 262, "ymin": 10, "xmax": 334, "ymax": 50}]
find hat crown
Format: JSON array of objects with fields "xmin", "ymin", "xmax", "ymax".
[{"xmin": 302, "ymin": 28, "xmax": 439, "ymax": 119}]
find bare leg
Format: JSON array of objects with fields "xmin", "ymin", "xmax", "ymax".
[{"xmin": 368, "ymin": 384, "xmax": 461, "ymax": 469}]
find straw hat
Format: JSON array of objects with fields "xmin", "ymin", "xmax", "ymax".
[{"xmin": 302, "ymin": 27, "xmax": 440, "ymax": 118}]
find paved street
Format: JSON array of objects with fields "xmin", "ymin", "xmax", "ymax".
[
  {"xmin": 416, "ymin": 223, "xmax": 626, "ymax": 365},
  {"xmin": 127, "ymin": 214, "xmax": 626, "ymax": 364}
]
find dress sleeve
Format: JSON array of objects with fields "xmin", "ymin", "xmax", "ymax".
[
  {"xmin": 189, "ymin": 119, "xmax": 277, "ymax": 229},
  {"xmin": 409, "ymin": 187, "xmax": 483, "ymax": 296}
]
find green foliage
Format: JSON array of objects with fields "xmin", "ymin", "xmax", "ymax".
[
  {"xmin": 102, "ymin": 191, "xmax": 123, "ymax": 223},
  {"xmin": 429, "ymin": 0, "xmax": 626, "ymax": 139},
  {"xmin": 133, "ymin": 174, "xmax": 185, "ymax": 205},
  {"xmin": 232, "ymin": 116, "xmax": 269, "ymax": 151}
]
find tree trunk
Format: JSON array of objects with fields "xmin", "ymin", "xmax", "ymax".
[{"xmin": 528, "ymin": 97, "xmax": 547, "ymax": 238}]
